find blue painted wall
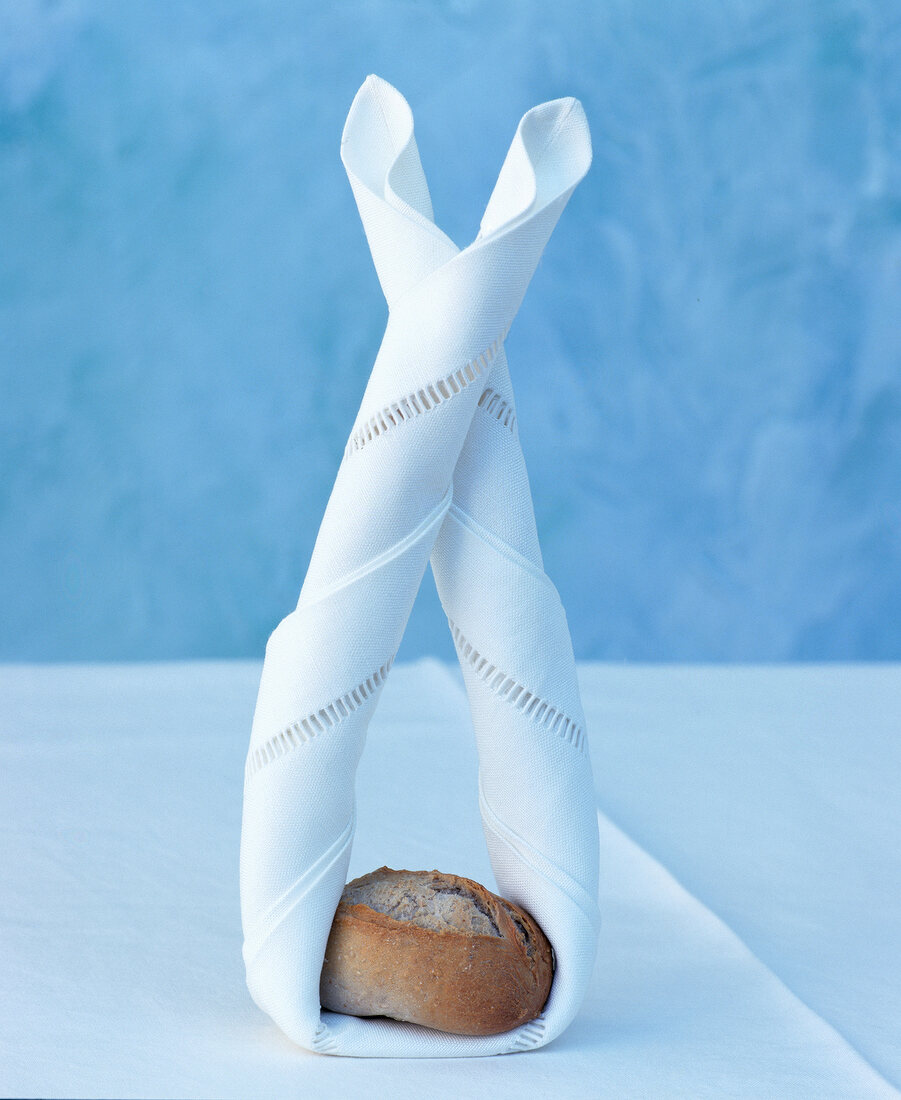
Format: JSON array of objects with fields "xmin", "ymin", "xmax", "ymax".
[{"xmin": 2, "ymin": 0, "xmax": 900, "ymax": 661}]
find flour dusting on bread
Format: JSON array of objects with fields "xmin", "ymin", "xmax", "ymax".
[{"xmin": 342, "ymin": 867, "xmax": 503, "ymax": 937}]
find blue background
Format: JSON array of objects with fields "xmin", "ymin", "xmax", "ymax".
[{"xmin": 2, "ymin": 0, "xmax": 900, "ymax": 662}]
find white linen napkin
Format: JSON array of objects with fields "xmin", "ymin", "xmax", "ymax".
[{"xmin": 240, "ymin": 75, "xmax": 596, "ymax": 1058}]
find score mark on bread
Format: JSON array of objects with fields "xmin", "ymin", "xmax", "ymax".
[{"xmin": 319, "ymin": 867, "xmax": 553, "ymax": 1036}]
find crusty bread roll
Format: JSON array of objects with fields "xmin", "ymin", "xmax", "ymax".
[{"xmin": 319, "ymin": 867, "xmax": 554, "ymax": 1036}]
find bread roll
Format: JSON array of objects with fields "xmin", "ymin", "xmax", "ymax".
[{"xmin": 319, "ymin": 866, "xmax": 553, "ymax": 1036}]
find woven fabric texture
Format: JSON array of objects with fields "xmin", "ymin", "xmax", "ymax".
[{"xmin": 240, "ymin": 75, "xmax": 597, "ymax": 1057}]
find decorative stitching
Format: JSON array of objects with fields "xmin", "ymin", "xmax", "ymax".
[
  {"xmin": 477, "ymin": 386, "xmax": 517, "ymax": 432},
  {"xmin": 312, "ymin": 1022, "xmax": 338, "ymax": 1053},
  {"xmin": 509, "ymin": 1016, "xmax": 546, "ymax": 1051},
  {"xmin": 448, "ymin": 621, "xmax": 585, "ymax": 753},
  {"xmin": 343, "ymin": 336, "xmax": 504, "ymax": 460},
  {"xmin": 245, "ymin": 658, "xmax": 394, "ymax": 780}
]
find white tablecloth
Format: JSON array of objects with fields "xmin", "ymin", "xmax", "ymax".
[{"xmin": 1, "ymin": 660, "xmax": 898, "ymax": 1098}]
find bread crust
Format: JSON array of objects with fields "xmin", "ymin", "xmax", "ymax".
[{"xmin": 319, "ymin": 867, "xmax": 553, "ymax": 1036}]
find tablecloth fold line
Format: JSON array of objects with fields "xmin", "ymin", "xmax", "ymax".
[{"xmin": 594, "ymin": 809, "xmax": 900, "ymax": 1098}]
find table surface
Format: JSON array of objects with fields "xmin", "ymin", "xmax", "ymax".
[{"xmin": 1, "ymin": 660, "xmax": 898, "ymax": 1099}]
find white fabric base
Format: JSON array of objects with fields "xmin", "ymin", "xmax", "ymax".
[{"xmin": 1, "ymin": 660, "xmax": 898, "ymax": 1098}]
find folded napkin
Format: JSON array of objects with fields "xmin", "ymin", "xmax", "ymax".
[{"xmin": 240, "ymin": 75, "xmax": 598, "ymax": 1058}]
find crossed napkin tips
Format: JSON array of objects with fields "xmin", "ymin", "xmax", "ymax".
[{"xmin": 240, "ymin": 75, "xmax": 600, "ymax": 1059}]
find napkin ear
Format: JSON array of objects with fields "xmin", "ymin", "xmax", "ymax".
[
  {"xmin": 342, "ymin": 74, "xmax": 434, "ymax": 224},
  {"xmin": 479, "ymin": 97, "xmax": 592, "ymax": 239},
  {"xmin": 342, "ymin": 75, "xmax": 457, "ymax": 309},
  {"xmin": 341, "ymin": 75, "xmax": 593, "ymax": 318}
]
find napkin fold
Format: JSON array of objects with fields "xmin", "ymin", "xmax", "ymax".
[{"xmin": 240, "ymin": 75, "xmax": 596, "ymax": 1058}]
